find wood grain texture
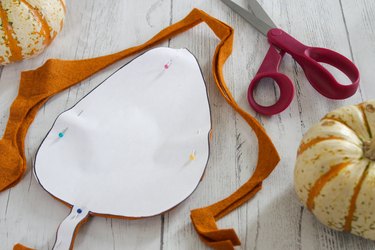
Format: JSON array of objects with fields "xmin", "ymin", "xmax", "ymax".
[{"xmin": 0, "ymin": 0, "xmax": 374, "ymax": 249}]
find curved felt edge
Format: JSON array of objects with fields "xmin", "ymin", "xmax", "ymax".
[
  {"xmin": 188, "ymin": 9, "xmax": 280, "ymax": 250},
  {"xmin": 9, "ymin": 8, "xmax": 280, "ymax": 250}
]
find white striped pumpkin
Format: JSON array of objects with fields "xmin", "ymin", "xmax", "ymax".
[
  {"xmin": 0, "ymin": 0, "xmax": 65, "ymax": 64},
  {"xmin": 294, "ymin": 100, "xmax": 375, "ymax": 240}
]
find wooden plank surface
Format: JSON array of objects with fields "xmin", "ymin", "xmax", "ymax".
[{"xmin": 0, "ymin": 0, "xmax": 374, "ymax": 249}]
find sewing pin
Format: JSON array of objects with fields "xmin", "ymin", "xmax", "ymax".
[
  {"xmin": 189, "ymin": 150, "xmax": 196, "ymax": 161},
  {"xmin": 164, "ymin": 59, "xmax": 172, "ymax": 69},
  {"xmin": 58, "ymin": 127, "xmax": 68, "ymax": 138}
]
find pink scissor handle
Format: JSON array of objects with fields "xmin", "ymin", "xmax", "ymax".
[
  {"xmin": 268, "ymin": 28, "xmax": 360, "ymax": 99},
  {"xmin": 247, "ymin": 46, "xmax": 295, "ymax": 116}
]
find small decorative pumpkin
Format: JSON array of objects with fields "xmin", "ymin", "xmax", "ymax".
[
  {"xmin": 0, "ymin": 0, "xmax": 65, "ymax": 64},
  {"xmin": 294, "ymin": 100, "xmax": 375, "ymax": 240}
]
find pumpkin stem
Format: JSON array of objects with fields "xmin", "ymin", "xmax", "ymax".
[{"xmin": 364, "ymin": 138, "xmax": 375, "ymax": 161}]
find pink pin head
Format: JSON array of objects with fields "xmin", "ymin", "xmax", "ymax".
[{"xmin": 164, "ymin": 60, "xmax": 172, "ymax": 69}]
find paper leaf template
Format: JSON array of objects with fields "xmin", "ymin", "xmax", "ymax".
[{"xmin": 34, "ymin": 47, "xmax": 211, "ymax": 249}]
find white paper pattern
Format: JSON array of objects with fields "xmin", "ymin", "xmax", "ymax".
[{"xmin": 35, "ymin": 47, "xmax": 211, "ymax": 217}]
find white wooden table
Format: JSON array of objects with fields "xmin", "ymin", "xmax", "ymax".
[{"xmin": 1, "ymin": 0, "xmax": 375, "ymax": 249}]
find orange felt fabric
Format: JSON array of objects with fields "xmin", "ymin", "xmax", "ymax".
[
  {"xmin": 2, "ymin": 9, "xmax": 280, "ymax": 250},
  {"xmin": 13, "ymin": 244, "xmax": 34, "ymax": 250}
]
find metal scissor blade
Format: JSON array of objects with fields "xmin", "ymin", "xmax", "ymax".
[
  {"xmin": 248, "ymin": 0, "xmax": 277, "ymax": 28},
  {"xmin": 221, "ymin": 0, "xmax": 276, "ymax": 36}
]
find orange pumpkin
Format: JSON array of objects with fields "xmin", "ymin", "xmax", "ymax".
[{"xmin": 0, "ymin": 0, "xmax": 65, "ymax": 64}]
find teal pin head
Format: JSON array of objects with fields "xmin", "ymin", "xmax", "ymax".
[{"xmin": 58, "ymin": 128, "xmax": 68, "ymax": 138}]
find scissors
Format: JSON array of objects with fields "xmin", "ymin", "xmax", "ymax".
[{"xmin": 221, "ymin": 0, "xmax": 360, "ymax": 116}]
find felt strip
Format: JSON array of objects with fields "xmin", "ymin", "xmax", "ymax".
[
  {"xmin": 1, "ymin": 8, "xmax": 280, "ymax": 250},
  {"xmin": 13, "ymin": 244, "xmax": 34, "ymax": 250}
]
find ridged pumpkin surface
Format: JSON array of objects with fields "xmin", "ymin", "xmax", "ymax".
[
  {"xmin": 0, "ymin": 0, "xmax": 65, "ymax": 64},
  {"xmin": 294, "ymin": 100, "xmax": 375, "ymax": 240}
]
